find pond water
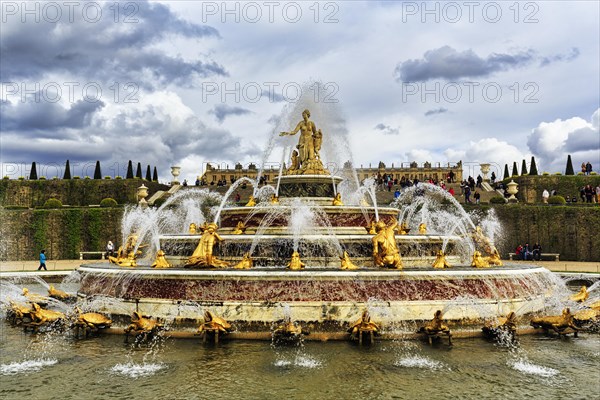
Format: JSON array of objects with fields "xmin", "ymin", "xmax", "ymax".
[{"xmin": 1, "ymin": 321, "xmax": 598, "ymax": 400}]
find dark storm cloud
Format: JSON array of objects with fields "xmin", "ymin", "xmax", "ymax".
[
  {"xmin": 0, "ymin": 1, "xmax": 225, "ymax": 85},
  {"xmin": 1, "ymin": 99, "xmax": 104, "ymax": 134},
  {"xmin": 424, "ymin": 108, "xmax": 448, "ymax": 117},
  {"xmin": 394, "ymin": 46, "xmax": 535, "ymax": 82},
  {"xmin": 209, "ymin": 104, "xmax": 253, "ymax": 123}
]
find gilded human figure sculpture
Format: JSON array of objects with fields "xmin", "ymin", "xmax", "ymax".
[
  {"xmin": 151, "ymin": 250, "xmax": 171, "ymax": 268},
  {"xmin": 471, "ymin": 250, "xmax": 490, "ymax": 268},
  {"xmin": 280, "ymin": 109, "xmax": 328, "ymax": 175},
  {"xmin": 287, "ymin": 251, "xmax": 305, "ymax": 270},
  {"xmin": 185, "ymin": 223, "xmax": 230, "ymax": 268},
  {"xmin": 432, "ymin": 250, "xmax": 451, "ymax": 269},
  {"xmin": 372, "ymin": 218, "xmax": 403, "ymax": 269},
  {"xmin": 332, "ymin": 193, "xmax": 343, "ymax": 206},
  {"xmin": 287, "ymin": 149, "xmax": 300, "ymax": 173},
  {"xmin": 189, "ymin": 223, "xmax": 197, "ymax": 234},
  {"xmin": 340, "ymin": 251, "xmax": 359, "ymax": 270},
  {"xmin": 109, "ymin": 234, "xmax": 143, "ymax": 267},
  {"xmin": 418, "ymin": 223, "xmax": 427, "ymax": 234}
]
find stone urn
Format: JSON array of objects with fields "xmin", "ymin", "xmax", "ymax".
[
  {"xmin": 480, "ymin": 163, "xmax": 491, "ymax": 182},
  {"xmin": 506, "ymin": 180, "xmax": 518, "ymax": 203},
  {"xmin": 170, "ymin": 166, "xmax": 181, "ymax": 185},
  {"xmin": 138, "ymin": 184, "xmax": 149, "ymax": 207}
]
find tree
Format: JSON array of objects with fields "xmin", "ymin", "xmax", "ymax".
[
  {"xmin": 529, "ymin": 156, "xmax": 538, "ymax": 175},
  {"xmin": 512, "ymin": 162, "xmax": 519, "ymax": 177},
  {"xmin": 145, "ymin": 165, "xmax": 152, "ymax": 181},
  {"xmin": 29, "ymin": 162, "xmax": 38, "ymax": 180},
  {"xmin": 135, "ymin": 162, "xmax": 143, "ymax": 179},
  {"xmin": 93, "ymin": 161, "xmax": 102, "ymax": 179},
  {"xmin": 63, "ymin": 160, "xmax": 72, "ymax": 179},
  {"xmin": 521, "ymin": 159, "xmax": 528, "ymax": 175},
  {"xmin": 153, "ymin": 166, "xmax": 158, "ymax": 182},
  {"xmin": 503, "ymin": 164, "xmax": 509, "ymax": 180},
  {"xmin": 565, "ymin": 154, "xmax": 574, "ymax": 175},
  {"xmin": 126, "ymin": 160, "xmax": 134, "ymax": 179}
]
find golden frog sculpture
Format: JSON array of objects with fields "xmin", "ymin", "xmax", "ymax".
[
  {"xmin": 471, "ymin": 251, "xmax": 490, "ymax": 268},
  {"xmin": 530, "ymin": 308, "xmax": 579, "ymax": 337},
  {"xmin": 24, "ymin": 303, "xmax": 66, "ymax": 332},
  {"xmin": 418, "ymin": 310, "xmax": 452, "ymax": 345},
  {"xmin": 196, "ymin": 311, "xmax": 233, "ymax": 343},
  {"xmin": 570, "ymin": 286, "xmax": 589, "ymax": 303},
  {"xmin": 48, "ymin": 285, "xmax": 73, "ymax": 301},
  {"xmin": 245, "ymin": 196, "xmax": 256, "ymax": 207},
  {"xmin": 365, "ymin": 221, "xmax": 377, "ymax": 235},
  {"xmin": 270, "ymin": 194, "xmax": 280, "ymax": 204},
  {"xmin": 189, "ymin": 223, "xmax": 197, "ymax": 234},
  {"xmin": 340, "ymin": 251, "xmax": 359, "ymax": 270},
  {"xmin": 432, "ymin": 250, "xmax": 451, "ymax": 269},
  {"xmin": 22, "ymin": 288, "xmax": 49, "ymax": 306},
  {"xmin": 72, "ymin": 307, "xmax": 112, "ymax": 338},
  {"xmin": 233, "ymin": 253, "xmax": 253, "ymax": 269},
  {"xmin": 287, "ymin": 251, "xmax": 305, "ymax": 270},
  {"xmin": 273, "ymin": 316, "xmax": 309, "ymax": 344},
  {"xmin": 482, "ymin": 311, "xmax": 517, "ymax": 342},
  {"xmin": 332, "ymin": 193, "xmax": 343, "ymax": 206},
  {"xmin": 485, "ymin": 246, "xmax": 503, "ymax": 266},
  {"xmin": 348, "ymin": 310, "xmax": 380, "ymax": 344},
  {"xmin": 418, "ymin": 223, "xmax": 427, "ymax": 234},
  {"xmin": 232, "ymin": 221, "xmax": 246, "ymax": 235},
  {"xmin": 151, "ymin": 250, "xmax": 171, "ymax": 268},
  {"xmin": 124, "ymin": 311, "xmax": 163, "ymax": 343}
]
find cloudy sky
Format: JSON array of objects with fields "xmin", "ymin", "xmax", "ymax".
[{"xmin": 1, "ymin": 1, "xmax": 598, "ymax": 182}]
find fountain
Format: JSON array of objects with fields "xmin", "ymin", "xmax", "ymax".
[{"xmin": 72, "ymin": 108, "xmax": 565, "ymax": 338}]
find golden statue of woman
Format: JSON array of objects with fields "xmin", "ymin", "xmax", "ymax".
[{"xmin": 280, "ymin": 109, "xmax": 317, "ymax": 167}]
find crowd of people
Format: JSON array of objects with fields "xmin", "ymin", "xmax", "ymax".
[{"xmin": 515, "ymin": 243, "xmax": 542, "ymax": 261}]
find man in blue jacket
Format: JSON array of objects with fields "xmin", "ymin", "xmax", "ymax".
[{"xmin": 38, "ymin": 250, "xmax": 47, "ymax": 271}]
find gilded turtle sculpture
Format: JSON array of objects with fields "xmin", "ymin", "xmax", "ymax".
[
  {"xmin": 348, "ymin": 310, "xmax": 380, "ymax": 344},
  {"xmin": 196, "ymin": 311, "xmax": 233, "ymax": 343},
  {"xmin": 72, "ymin": 307, "xmax": 112, "ymax": 338},
  {"xmin": 124, "ymin": 311, "xmax": 163, "ymax": 343}
]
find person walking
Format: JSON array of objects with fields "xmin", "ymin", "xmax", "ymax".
[{"xmin": 38, "ymin": 250, "xmax": 47, "ymax": 271}]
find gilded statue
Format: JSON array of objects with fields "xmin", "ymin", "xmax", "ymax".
[
  {"xmin": 124, "ymin": 311, "xmax": 163, "ymax": 343},
  {"xmin": 570, "ymin": 286, "xmax": 589, "ymax": 302},
  {"xmin": 340, "ymin": 251, "xmax": 359, "ymax": 270},
  {"xmin": 189, "ymin": 223, "xmax": 197, "ymax": 234},
  {"xmin": 234, "ymin": 253, "xmax": 253, "ymax": 269},
  {"xmin": 48, "ymin": 285, "xmax": 73, "ymax": 301},
  {"xmin": 347, "ymin": 310, "xmax": 380, "ymax": 344},
  {"xmin": 151, "ymin": 250, "xmax": 171, "ymax": 268},
  {"xmin": 482, "ymin": 311, "xmax": 517, "ymax": 342},
  {"xmin": 396, "ymin": 222, "xmax": 410, "ymax": 235},
  {"xmin": 185, "ymin": 223, "xmax": 230, "ymax": 268},
  {"xmin": 530, "ymin": 308, "xmax": 579, "ymax": 337},
  {"xmin": 417, "ymin": 310, "xmax": 452, "ymax": 345},
  {"xmin": 485, "ymin": 246, "xmax": 503, "ymax": 266},
  {"xmin": 232, "ymin": 221, "xmax": 246, "ymax": 235},
  {"xmin": 109, "ymin": 234, "xmax": 144, "ymax": 267},
  {"xmin": 372, "ymin": 218, "xmax": 403, "ymax": 269},
  {"xmin": 365, "ymin": 221, "xmax": 377, "ymax": 234},
  {"xmin": 287, "ymin": 149, "xmax": 300, "ymax": 173},
  {"xmin": 24, "ymin": 303, "xmax": 66, "ymax": 332},
  {"xmin": 270, "ymin": 194, "xmax": 280, "ymax": 205},
  {"xmin": 432, "ymin": 250, "xmax": 451, "ymax": 269},
  {"xmin": 279, "ymin": 109, "xmax": 328, "ymax": 175},
  {"xmin": 332, "ymin": 193, "xmax": 343, "ymax": 206},
  {"xmin": 287, "ymin": 251, "xmax": 305, "ymax": 270},
  {"xmin": 6, "ymin": 301, "xmax": 33, "ymax": 326},
  {"xmin": 72, "ymin": 307, "xmax": 112, "ymax": 338},
  {"xmin": 418, "ymin": 223, "xmax": 427, "ymax": 234},
  {"xmin": 196, "ymin": 311, "xmax": 233, "ymax": 343},
  {"xmin": 245, "ymin": 195, "xmax": 256, "ymax": 207},
  {"xmin": 22, "ymin": 288, "xmax": 48, "ymax": 305},
  {"xmin": 471, "ymin": 250, "xmax": 490, "ymax": 268},
  {"xmin": 273, "ymin": 316, "xmax": 309, "ymax": 343}
]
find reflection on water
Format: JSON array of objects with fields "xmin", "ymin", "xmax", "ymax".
[{"xmin": 1, "ymin": 321, "xmax": 598, "ymax": 400}]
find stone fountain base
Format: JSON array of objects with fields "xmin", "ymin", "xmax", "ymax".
[{"xmin": 78, "ymin": 263, "xmax": 555, "ymax": 335}]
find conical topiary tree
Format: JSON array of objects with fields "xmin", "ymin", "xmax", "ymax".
[
  {"xmin": 529, "ymin": 156, "xmax": 538, "ymax": 175},
  {"xmin": 29, "ymin": 162, "xmax": 38, "ymax": 180},
  {"xmin": 93, "ymin": 161, "xmax": 102, "ymax": 179},
  {"xmin": 565, "ymin": 154, "xmax": 574, "ymax": 175},
  {"xmin": 145, "ymin": 165, "xmax": 152, "ymax": 181},
  {"xmin": 63, "ymin": 160, "xmax": 71, "ymax": 179},
  {"xmin": 503, "ymin": 164, "xmax": 509, "ymax": 180},
  {"xmin": 126, "ymin": 160, "xmax": 134, "ymax": 179},
  {"xmin": 153, "ymin": 166, "xmax": 158, "ymax": 182},
  {"xmin": 521, "ymin": 159, "xmax": 528, "ymax": 175},
  {"xmin": 512, "ymin": 162, "xmax": 519, "ymax": 177},
  {"xmin": 135, "ymin": 162, "xmax": 143, "ymax": 179}
]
